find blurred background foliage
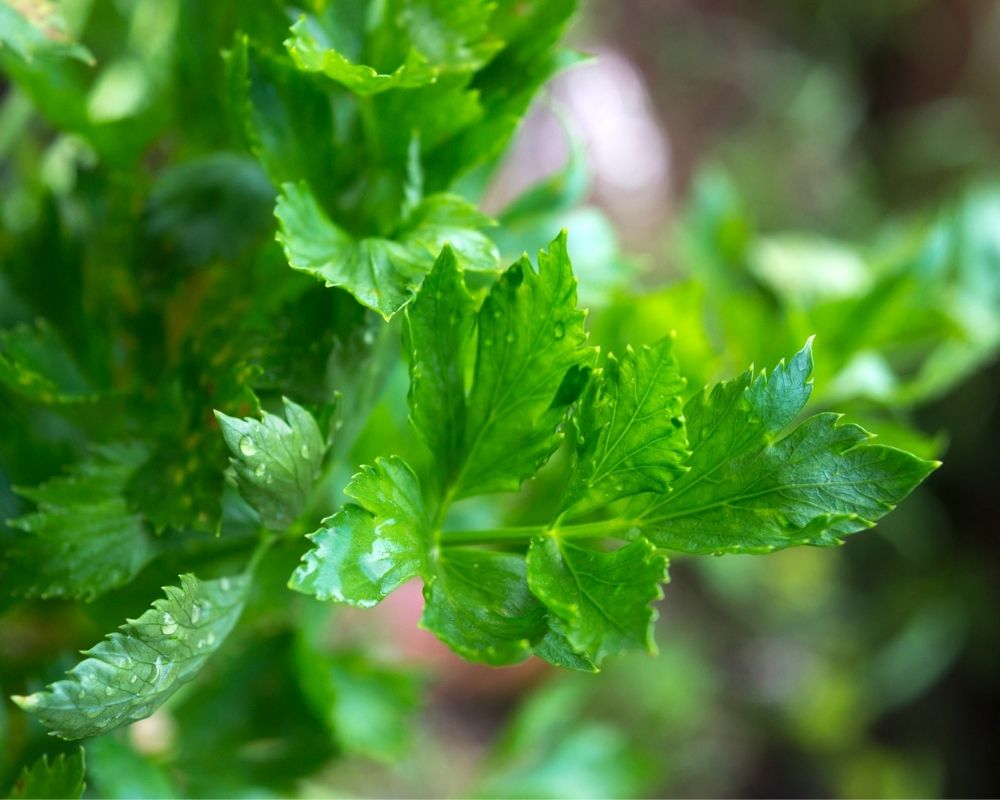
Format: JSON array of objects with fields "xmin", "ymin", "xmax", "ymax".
[{"xmin": 1, "ymin": 0, "xmax": 998, "ymax": 797}]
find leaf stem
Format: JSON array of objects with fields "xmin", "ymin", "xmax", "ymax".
[
  {"xmin": 246, "ymin": 534, "xmax": 277, "ymax": 576},
  {"xmin": 439, "ymin": 518, "xmax": 640, "ymax": 546}
]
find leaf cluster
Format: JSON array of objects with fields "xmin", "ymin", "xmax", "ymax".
[{"xmin": 290, "ymin": 236, "xmax": 936, "ymax": 669}]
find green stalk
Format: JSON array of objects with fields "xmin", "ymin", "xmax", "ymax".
[{"xmin": 439, "ymin": 517, "xmax": 640, "ymax": 546}]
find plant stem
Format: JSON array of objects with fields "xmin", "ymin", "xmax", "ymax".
[
  {"xmin": 439, "ymin": 518, "xmax": 640, "ymax": 546},
  {"xmin": 246, "ymin": 534, "xmax": 277, "ymax": 576}
]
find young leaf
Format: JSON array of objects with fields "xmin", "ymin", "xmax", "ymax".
[
  {"xmin": 286, "ymin": 18, "xmax": 438, "ymax": 95},
  {"xmin": 634, "ymin": 342, "xmax": 939, "ymax": 553},
  {"xmin": 275, "ymin": 182, "xmax": 497, "ymax": 319},
  {"xmin": 421, "ymin": 548, "xmax": 547, "ymax": 666},
  {"xmin": 215, "ymin": 397, "xmax": 326, "ymax": 530},
  {"xmin": 286, "ymin": 0, "xmax": 498, "ymax": 90},
  {"xmin": 290, "ymin": 457, "xmax": 428, "ymax": 607},
  {"xmin": 563, "ymin": 338, "xmax": 688, "ymax": 516},
  {"xmin": 7, "ymin": 749, "xmax": 85, "ymax": 800},
  {"xmin": 404, "ymin": 246, "xmax": 476, "ymax": 491},
  {"xmin": 12, "ymin": 574, "xmax": 249, "ymax": 740},
  {"xmin": 2, "ymin": 445, "xmax": 154, "ymax": 601},
  {"xmin": 387, "ymin": 0, "xmax": 499, "ymax": 71},
  {"xmin": 526, "ymin": 537, "xmax": 667, "ymax": 665},
  {"xmin": 422, "ymin": 0, "xmax": 581, "ymax": 189},
  {"xmin": 453, "ymin": 231, "xmax": 593, "ymax": 498},
  {"xmin": 227, "ymin": 37, "xmax": 338, "ymax": 202}
]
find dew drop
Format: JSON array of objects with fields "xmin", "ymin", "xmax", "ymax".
[
  {"xmin": 553, "ymin": 322, "xmax": 565, "ymax": 339},
  {"xmin": 205, "ymin": 632, "xmax": 217, "ymax": 646},
  {"xmin": 220, "ymin": 578, "xmax": 231, "ymax": 592},
  {"xmin": 130, "ymin": 675, "xmax": 138, "ymax": 684},
  {"xmin": 161, "ymin": 613, "xmax": 178, "ymax": 636},
  {"xmin": 190, "ymin": 603, "xmax": 202, "ymax": 624},
  {"xmin": 254, "ymin": 463, "xmax": 267, "ymax": 478},
  {"xmin": 84, "ymin": 708, "xmax": 99, "ymax": 719},
  {"xmin": 104, "ymin": 686, "xmax": 114, "ymax": 696},
  {"xmin": 239, "ymin": 436, "xmax": 257, "ymax": 457}
]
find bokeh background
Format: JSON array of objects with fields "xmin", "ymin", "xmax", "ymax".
[{"xmin": 2, "ymin": 0, "xmax": 999, "ymax": 797}]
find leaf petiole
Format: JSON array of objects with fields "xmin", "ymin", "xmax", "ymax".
[{"xmin": 439, "ymin": 518, "xmax": 640, "ymax": 546}]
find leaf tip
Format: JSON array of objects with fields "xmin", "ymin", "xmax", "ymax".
[{"xmin": 12, "ymin": 692, "xmax": 40, "ymax": 712}]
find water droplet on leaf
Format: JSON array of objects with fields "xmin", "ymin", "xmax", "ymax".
[{"xmin": 239, "ymin": 436, "xmax": 256, "ymax": 457}]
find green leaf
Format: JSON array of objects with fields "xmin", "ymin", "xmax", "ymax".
[
  {"xmin": 143, "ymin": 153, "xmax": 274, "ymax": 268},
  {"xmin": 275, "ymin": 181, "xmax": 497, "ymax": 319},
  {"xmin": 227, "ymin": 37, "xmax": 338, "ymax": 201},
  {"xmin": 295, "ymin": 647, "xmax": 421, "ymax": 762},
  {"xmin": 215, "ymin": 397, "xmax": 326, "ymax": 530},
  {"xmin": 2, "ymin": 445, "xmax": 154, "ymax": 600},
  {"xmin": 12, "ymin": 573, "xmax": 249, "ymax": 740},
  {"xmin": 388, "ymin": 0, "xmax": 499, "ymax": 71},
  {"xmin": 421, "ymin": 548, "xmax": 546, "ymax": 666},
  {"xmin": 453, "ymin": 231, "xmax": 592, "ymax": 498},
  {"xmin": 285, "ymin": 0, "xmax": 502, "ymax": 94},
  {"xmin": 633, "ymin": 342, "xmax": 939, "ymax": 553},
  {"xmin": 286, "ymin": 18, "xmax": 437, "ymax": 95},
  {"xmin": 563, "ymin": 337, "xmax": 688, "ymax": 517},
  {"xmin": 404, "ymin": 246, "xmax": 476, "ymax": 491},
  {"xmin": 7, "ymin": 749, "xmax": 85, "ymax": 799},
  {"xmin": 422, "ymin": 0, "xmax": 581, "ymax": 189},
  {"xmin": 0, "ymin": 320, "xmax": 94, "ymax": 405},
  {"xmin": 526, "ymin": 537, "xmax": 666, "ymax": 665},
  {"xmin": 290, "ymin": 456, "xmax": 428, "ymax": 607},
  {"xmin": 0, "ymin": 2, "xmax": 93, "ymax": 64},
  {"xmin": 532, "ymin": 624, "xmax": 598, "ymax": 673},
  {"xmin": 396, "ymin": 193, "xmax": 499, "ymax": 271}
]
